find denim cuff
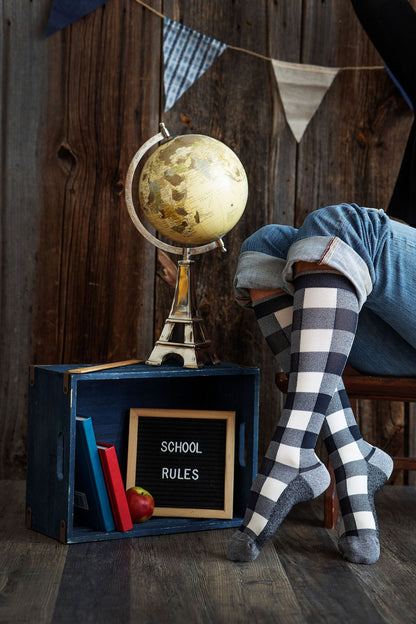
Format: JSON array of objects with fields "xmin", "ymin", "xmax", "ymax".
[
  {"xmin": 234, "ymin": 236, "xmax": 372, "ymax": 309},
  {"xmin": 233, "ymin": 251, "xmax": 287, "ymax": 308},
  {"xmin": 283, "ymin": 236, "xmax": 372, "ymax": 309}
]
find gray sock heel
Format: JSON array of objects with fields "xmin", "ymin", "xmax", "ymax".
[{"xmin": 368, "ymin": 447, "xmax": 394, "ymax": 483}]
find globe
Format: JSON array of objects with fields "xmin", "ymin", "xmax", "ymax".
[{"xmin": 138, "ymin": 134, "xmax": 248, "ymax": 246}]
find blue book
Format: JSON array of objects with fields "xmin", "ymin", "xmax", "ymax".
[{"xmin": 74, "ymin": 416, "xmax": 115, "ymax": 532}]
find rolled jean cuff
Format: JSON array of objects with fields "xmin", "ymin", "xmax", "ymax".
[
  {"xmin": 233, "ymin": 251, "xmax": 287, "ymax": 308},
  {"xmin": 234, "ymin": 236, "xmax": 372, "ymax": 309},
  {"xmin": 282, "ymin": 236, "xmax": 372, "ymax": 309}
]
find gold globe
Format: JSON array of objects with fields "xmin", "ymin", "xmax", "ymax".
[{"xmin": 138, "ymin": 134, "xmax": 248, "ymax": 245}]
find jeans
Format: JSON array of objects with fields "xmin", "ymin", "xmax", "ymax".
[{"xmin": 234, "ymin": 203, "xmax": 416, "ymax": 376}]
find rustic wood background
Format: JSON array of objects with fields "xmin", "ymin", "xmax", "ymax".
[{"xmin": 1, "ymin": 0, "xmax": 414, "ymax": 480}]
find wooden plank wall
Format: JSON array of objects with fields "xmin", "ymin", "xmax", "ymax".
[{"xmin": 0, "ymin": 0, "xmax": 414, "ymax": 479}]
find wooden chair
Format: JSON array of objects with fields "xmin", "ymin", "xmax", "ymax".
[{"xmin": 275, "ymin": 366, "xmax": 416, "ymax": 529}]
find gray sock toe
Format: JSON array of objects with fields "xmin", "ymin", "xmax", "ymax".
[
  {"xmin": 227, "ymin": 531, "xmax": 260, "ymax": 562},
  {"xmin": 227, "ymin": 464, "xmax": 330, "ymax": 563},
  {"xmin": 338, "ymin": 535, "xmax": 380, "ymax": 565}
]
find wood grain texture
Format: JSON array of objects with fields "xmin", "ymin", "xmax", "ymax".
[
  {"xmin": 0, "ymin": 481, "xmax": 68, "ymax": 623},
  {"xmin": 0, "ymin": 1, "xmax": 51, "ymax": 478},
  {"xmin": 52, "ymin": 540, "xmax": 132, "ymax": 623},
  {"xmin": 3, "ymin": 481, "xmax": 416, "ymax": 623},
  {"xmin": 335, "ymin": 486, "xmax": 416, "ymax": 624},
  {"xmin": 0, "ymin": 0, "xmax": 414, "ymax": 477},
  {"xmin": 33, "ymin": 0, "xmax": 161, "ymax": 366},
  {"xmin": 129, "ymin": 530, "xmax": 305, "ymax": 624},
  {"xmin": 296, "ymin": 0, "xmax": 413, "ymax": 226}
]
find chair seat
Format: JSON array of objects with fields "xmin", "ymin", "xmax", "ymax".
[{"xmin": 342, "ymin": 365, "xmax": 416, "ymax": 402}]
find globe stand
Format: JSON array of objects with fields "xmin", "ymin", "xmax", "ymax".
[
  {"xmin": 125, "ymin": 123, "xmax": 243, "ymax": 369},
  {"xmin": 146, "ymin": 248, "xmax": 220, "ymax": 368}
]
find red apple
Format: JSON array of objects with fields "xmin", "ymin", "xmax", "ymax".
[{"xmin": 126, "ymin": 486, "xmax": 155, "ymax": 523}]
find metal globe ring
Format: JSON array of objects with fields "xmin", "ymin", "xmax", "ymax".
[{"xmin": 125, "ymin": 124, "xmax": 225, "ymax": 257}]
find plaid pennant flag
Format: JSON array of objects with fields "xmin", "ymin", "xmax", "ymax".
[
  {"xmin": 46, "ymin": 0, "xmax": 110, "ymax": 37},
  {"xmin": 163, "ymin": 17, "xmax": 227, "ymax": 111}
]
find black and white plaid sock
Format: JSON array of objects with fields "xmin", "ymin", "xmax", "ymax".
[
  {"xmin": 323, "ymin": 382, "xmax": 393, "ymax": 564},
  {"xmin": 252, "ymin": 292, "xmax": 293, "ymax": 372},
  {"xmin": 228, "ymin": 271, "xmax": 359, "ymax": 562}
]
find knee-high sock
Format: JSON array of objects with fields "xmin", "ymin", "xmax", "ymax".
[
  {"xmin": 245, "ymin": 278, "xmax": 392, "ymax": 564},
  {"xmin": 252, "ymin": 291, "xmax": 292, "ymax": 372},
  {"xmin": 228, "ymin": 271, "xmax": 359, "ymax": 562},
  {"xmin": 323, "ymin": 383, "xmax": 393, "ymax": 564}
]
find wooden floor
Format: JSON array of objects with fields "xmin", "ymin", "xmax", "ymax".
[{"xmin": 2, "ymin": 481, "xmax": 416, "ymax": 624}]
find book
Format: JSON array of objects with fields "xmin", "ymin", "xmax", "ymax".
[
  {"xmin": 74, "ymin": 416, "xmax": 115, "ymax": 532},
  {"xmin": 97, "ymin": 442, "xmax": 133, "ymax": 532}
]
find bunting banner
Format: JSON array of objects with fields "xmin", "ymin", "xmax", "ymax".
[
  {"xmin": 163, "ymin": 17, "xmax": 227, "ymax": 112},
  {"xmin": 45, "ymin": 0, "xmax": 110, "ymax": 37},
  {"xmin": 45, "ymin": 0, "xmax": 398, "ymax": 143},
  {"xmin": 272, "ymin": 59, "xmax": 339, "ymax": 142}
]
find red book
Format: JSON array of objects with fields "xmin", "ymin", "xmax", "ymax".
[{"xmin": 97, "ymin": 443, "xmax": 133, "ymax": 532}]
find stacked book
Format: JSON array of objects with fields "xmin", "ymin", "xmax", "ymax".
[{"xmin": 74, "ymin": 416, "xmax": 133, "ymax": 532}]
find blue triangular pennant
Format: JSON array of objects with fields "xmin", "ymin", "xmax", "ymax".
[
  {"xmin": 45, "ymin": 0, "xmax": 110, "ymax": 37},
  {"xmin": 163, "ymin": 18, "xmax": 227, "ymax": 111}
]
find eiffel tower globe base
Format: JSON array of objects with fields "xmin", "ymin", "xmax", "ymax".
[{"xmin": 145, "ymin": 257, "xmax": 220, "ymax": 369}]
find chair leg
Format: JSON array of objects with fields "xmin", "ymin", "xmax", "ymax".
[{"xmin": 324, "ymin": 460, "xmax": 338, "ymax": 529}]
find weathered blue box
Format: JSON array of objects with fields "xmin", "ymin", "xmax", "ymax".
[{"xmin": 26, "ymin": 362, "xmax": 259, "ymax": 543}]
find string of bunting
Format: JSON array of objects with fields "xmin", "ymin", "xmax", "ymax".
[
  {"xmin": 133, "ymin": 0, "xmax": 388, "ymax": 142},
  {"xmin": 45, "ymin": 0, "xmax": 411, "ymax": 142}
]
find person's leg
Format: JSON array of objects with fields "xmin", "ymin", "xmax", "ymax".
[
  {"xmin": 322, "ymin": 382, "xmax": 393, "ymax": 564},
  {"xmin": 250, "ymin": 288, "xmax": 292, "ymax": 372},
  {"xmin": 233, "ymin": 224, "xmax": 298, "ymax": 374},
  {"xmin": 230, "ymin": 205, "xmax": 416, "ymax": 562},
  {"xmin": 233, "ymin": 223, "xmax": 298, "ymax": 309},
  {"xmin": 349, "ymin": 304, "xmax": 416, "ymax": 377},
  {"xmin": 242, "ymin": 286, "xmax": 415, "ymax": 564},
  {"xmin": 326, "ymin": 305, "xmax": 416, "ymax": 564},
  {"xmin": 284, "ymin": 204, "xmax": 416, "ymax": 348},
  {"xmin": 228, "ymin": 268, "xmax": 359, "ymax": 561}
]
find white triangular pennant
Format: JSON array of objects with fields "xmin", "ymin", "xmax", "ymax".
[
  {"xmin": 272, "ymin": 59, "xmax": 339, "ymax": 142},
  {"xmin": 163, "ymin": 18, "xmax": 227, "ymax": 112}
]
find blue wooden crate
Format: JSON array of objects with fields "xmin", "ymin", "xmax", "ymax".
[{"xmin": 26, "ymin": 362, "xmax": 259, "ymax": 543}]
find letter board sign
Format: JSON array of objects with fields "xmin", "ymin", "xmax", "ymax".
[{"xmin": 126, "ymin": 408, "xmax": 235, "ymax": 518}]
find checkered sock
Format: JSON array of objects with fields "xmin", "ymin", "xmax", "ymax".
[
  {"xmin": 228, "ymin": 271, "xmax": 359, "ymax": 562},
  {"xmin": 323, "ymin": 382, "xmax": 393, "ymax": 564},
  {"xmin": 252, "ymin": 292, "xmax": 293, "ymax": 372}
]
